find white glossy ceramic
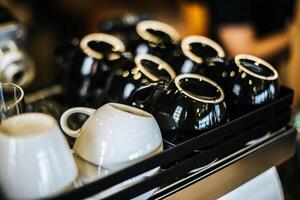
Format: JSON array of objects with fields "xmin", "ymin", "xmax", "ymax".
[
  {"xmin": 0, "ymin": 113, "xmax": 78, "ymax": 200},
  {"xmin": 60, "ymin": 103, "xmax": 163, "ymax": 170}
]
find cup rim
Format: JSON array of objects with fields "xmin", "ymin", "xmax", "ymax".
[
  {"xmin": 174, "ymin": 74, "xmax": 225, "ymax": 104},
  {"xmin": 0, "ymin": 81, "xmax": 24, "ymax": 111},
  {"xmin": 181, "ymin": 35, "xmax": 225, "ymax": 64},
  {"xmin": 0, "ymin": 113, "xmax": 57, "ymax": 138},
  {"xmin": 107, "ymin": 103, "xmax": 153, "ymax": 118},
  {"xmin": 80, "ymin": 33, "xmax": 125, "ymax": 59},
  {"xmin": 134, "ymin": 54, "xmax": 176, "ymax": 81},
  {"xmin": 234, "ymin": 54, "xmax": 278, "ymax": 80},
  {"xmin": 136, "ymin": 20, "xmax": 180, "ymax": 45}
]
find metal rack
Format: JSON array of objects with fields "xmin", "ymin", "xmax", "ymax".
[
  {"xmin": 154, "ymin": 126, "xmax": 296, "ymax": 200},
  {"xmin": 21, "ymin": 85, "xmax": 296, "ymax": 200}
]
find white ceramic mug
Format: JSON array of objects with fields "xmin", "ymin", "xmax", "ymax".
[
  {"xmin": 0, "ymin": 113, "xmax": 78, "ymax": 200},
  {"xmin": 60, "ymin": 103, "xmax": 163, "ymax": 170}
]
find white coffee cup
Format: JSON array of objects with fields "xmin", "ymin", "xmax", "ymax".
[
  {"xmin": 0, "ymin": 113, "xmax": 78, "ymax": 200},
  {"xmin": 60, "ymin": 103, "xmax": 163, "ymax": 170}
]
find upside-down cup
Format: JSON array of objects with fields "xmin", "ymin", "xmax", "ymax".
[
  {"xmin": 128, "ymin": 74, "xmax": 228, "ymax": 141},
  {"xmin": 172, "ymin": 35, "xmax": 226, "ymax": 77},
  {"xmin": 226, "ymin": 54, "xmax": 279, "ymax": 109},
  {"xmin": 60, "ymin": 103, "xmax": 163, "ymax": 170},
  {"xmin": 106, "ymin": 53, "xmax": 176, "ymax": 103},
  {"xmin": 64, "ymin": 33, "xmax": 126, "ymax": 107},
  {"xmin": 0, "ymin": 113, "xmax": 77, "ymax": 199}
]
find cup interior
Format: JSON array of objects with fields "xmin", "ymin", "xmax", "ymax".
[
  {"xmin": 110, "ymin": 103, "xmax": 152, "ymax": 117},
  {"xmin": 87, "ymin": 40, "xmax": 115, "ymax": 55},
  {"xmin": 146, "ymin": 29, "xmax": 172, "ymax": 43},
  {"xmin": 140, "ymin": 59, "xmax": 172, "ymax": 81},
  {"xmin": 190, "ymin": 42, "xmax": 219, "ymax": 59},
  {"xmin": 0, "ymin": 113, "xmax": 55, "ymax": 137},
  {"xmin": 179, "ymin": 78, "xmax": 221, "ymax": 101},
  {"xmin": 175, "ymin": 75, "xmax": 223, "ymax": 103},
  {"xmin": 240, "ymin": 59, "xmax": 275, "ymax": 77}
]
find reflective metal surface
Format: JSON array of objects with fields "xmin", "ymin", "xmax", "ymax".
[{"xmin": 149, "ymin": 127, "xmax": 296, "ymax": 200}]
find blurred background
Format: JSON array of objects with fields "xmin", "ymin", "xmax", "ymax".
[
  {"xmin": 0, "ymin": 0, "xmax": 299, "ymax": 199},
  {"xmin": 1, "ymin": 0, "xmax": 299, "ymax": 106}
]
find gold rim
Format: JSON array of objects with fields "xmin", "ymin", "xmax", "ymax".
[
  {"xmin": 181, "ymin": 35, "xmax": 225, "ymax": 64},
  {"xmin": 108, "ymin": 102, "xmax": 152, "ymax": 118},
  {"xmin": 135, "ymin": 54, "xmax": 176, "ymax": 81},
  {"xmin": 234, "ymin": 54, "xmax": 278, "ymax": 80},
  {"xmin": 174, "ymin": 74, "xmax": 224, "ymax": 104},
  {"xmin": 136, "ymin": 20, "xmax": 180, "ymax": 45},
  {"xmin": 80, "ymin": 33, "xmax": 125, "ymax": 59}
]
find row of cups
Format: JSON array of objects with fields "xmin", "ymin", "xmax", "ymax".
[
  {"xmin": 55, "ymin": 19, "xmax": 279, "ymax": 139},
  {"xmin": 57, "ymin": 19, "xmax": 279, "ymax": 108},
  {"xmin": 0, "ymin": 94, "xmax": 163, "ymax": 199},
  {"xmin": 56, "ymin": 20, "xmax": 279, "ymax": 111}
]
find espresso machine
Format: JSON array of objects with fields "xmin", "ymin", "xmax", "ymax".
[{"xmin": 0, "ymin": 6, "xmax": 35, "ymax": 88}]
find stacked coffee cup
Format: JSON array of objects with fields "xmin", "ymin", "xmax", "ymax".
[{"xmin": 58, "ymin": 19, "xmax": 279, "ymax": 142}]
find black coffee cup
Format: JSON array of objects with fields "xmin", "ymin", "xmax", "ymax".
[
  {"xmin": 64, "ymin": 33, "xmax": 126, "ymax": 107},
  {"xmin": 128, "ymin": 20, "xmax": 180, "ymax": 59},
  {"xmin": 98, "ymin": 13, "xmax": 150, "ymax": 47},
  {"xmin": 171, "ymin": 35, "xmax": 226, "ymax": 76},
  {"xmin": 128, "ymin": 73, "xmax": 228, "ymax": 137},
  {"xmin": 226, "ymin": 54, "xmax": 279, "ymax": 109},
  {"xmin": 106, "ymin": 53, "xmax": 176, "ymax": 104},
  {"xmin": 54, "ymin": 38, "xmax": 80, "ymax": 82}
]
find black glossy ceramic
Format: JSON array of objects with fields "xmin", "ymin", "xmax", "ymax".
[
  {"xmin": 54, "ymin": 37, "xmax": 80, "ymax": 82},
  {"xmin": 99, "ymin": 13, "xmax": 150, "ymax": 48},
  {"xmin": 226, "ymin": 54, "xmax": 279, "ymax": 109},
  {"xmin": 105, "ymin": 53, "xmax": 176, "ymax": 104},
  {"xmin": 99, "ymin": 13, "xmax": 149, "ymax": 33},
  {"xmin": 171, "ymin": 36, "xmax": 226, "ymax": 80},
  {"xmin": 128, "ymin": 20, "xmax": 180, "ymax": 59},
  {"xmin": 128, "ymin": 73, "xmax": 228, "ymax": 137},
  {"xmin": 63, "ymin": 33, "xmax": 126, "ymax": 107}
]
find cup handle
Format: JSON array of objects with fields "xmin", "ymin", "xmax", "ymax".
[
  {"xmin": 127, "ymin": 81, "xmax": 166, "ymax": 109},
  {"xmin": 205, "ymin": 57, "xmax": 227, "ymax": 67},
  {"xmin": 60, "ymin": 107, "xmax": 96, "ymax": 138}
]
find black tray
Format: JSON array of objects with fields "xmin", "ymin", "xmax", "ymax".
[
  {"xmin": 150, "ymin": 126, "xmax": 296, "ymax": 199},
  {"xmin": 163, "ymin": 86, "xmax": 293, "ymax": 147},
  {"xmin": 44, "ymin": 86, "xmax": 293, "ymax": 200}
]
